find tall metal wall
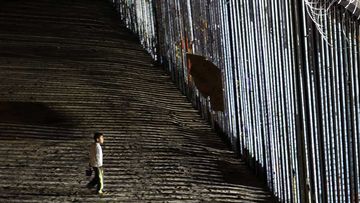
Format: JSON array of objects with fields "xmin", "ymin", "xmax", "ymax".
[{"xmin": 110, "ymin": 0, "xmax": 360, "ymax": 202}]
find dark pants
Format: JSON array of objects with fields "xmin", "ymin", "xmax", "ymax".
[{"xmin": 87, "ymin": 167, "xmax": 104, "ymax": 192}]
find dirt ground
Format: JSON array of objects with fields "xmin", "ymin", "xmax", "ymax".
[{"xmin": 0, "ymin": 0, "xmax": 277, "ymax": 202}]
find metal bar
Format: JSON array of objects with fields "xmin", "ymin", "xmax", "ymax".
[{"xmin": 112, "ymin": 0, "xmax": 360, "ymax": 202}]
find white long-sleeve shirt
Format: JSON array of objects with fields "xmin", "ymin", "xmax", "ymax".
[{"xmin": 89, "ymin": 143, "xmax": 103, "ymax": 167}]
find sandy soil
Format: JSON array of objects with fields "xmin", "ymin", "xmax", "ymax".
[{"xmin": 0, "ymin": 0, "xmax": 277, "ymax": 202}]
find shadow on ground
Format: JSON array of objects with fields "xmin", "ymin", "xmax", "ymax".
[{"xmin": 0, "ymin": 102, "xmax": 69, "ymax": 126}]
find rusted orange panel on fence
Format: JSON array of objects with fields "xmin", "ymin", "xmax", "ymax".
[{"xmin": 187, "ymin": 53, "xmax": 223, "ymax": 111}]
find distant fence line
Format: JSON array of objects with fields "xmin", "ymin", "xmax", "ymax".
[{"xmin": 110, "ymin": 0, "xmax": 360, "ymax": 202}]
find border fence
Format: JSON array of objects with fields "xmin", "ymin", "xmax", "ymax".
[{"xmin": 110, "ymin": 0, "xmax": 360, "ymax": 202}]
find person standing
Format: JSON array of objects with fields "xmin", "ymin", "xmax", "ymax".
[{"xmin": 87, "ymin": 132, "xmax": 105, "ymax": 195}]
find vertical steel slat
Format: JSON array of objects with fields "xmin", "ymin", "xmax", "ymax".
[
  {"xmin": 336, "ymin": 9, "xmax": 343, "ymax": 203},
  {"xmin": 292, "ymin": 0, "xmax": 307, "ymax": 200},
  {"xmin": 245, "ymin": 0, "xmax": 256, "ymax": 165},
  {"xmin": 228, "ymin": 0, "xmax": 238, "ymax": 151},
  {"xmin": 310, "ymin": 10, "xmax": 322, "ymax": 203},
  {"xmin": 333, "ymin": 9, "xmax": 342, "ymax": 203},
  {"xmin": 225, "ymin": 0, "xmax": 237, "ymax": 151},
  {"xmin": 315, "ymin": 10, "xmax": 327, "ymax": 203},
  {"xmin": 345, "ymin": 14, "xmax": 352, "ymax": 203},
  {"xmin": 340, "ymin": 12, "xmax": 350, "ymax": 203},
  {"xmin": 251, "ymin": 0, "xmax": 263, "ymax": 171},
  {"xmin": 354, "ymin": 16, "xmax": 359, "ymax": 203},
  {"xmin": 214, "ymin": 1, "xmax": 224, "ymax": 126},
  {"xmin": 278, "ymin": 0, "xmax": 290, "ymax": 201},
  {"xmin": 285, "ymin": 0, "xmax": 296, "ymax": 200},
  {"xmin": 275, "ymin": 0, "xmax": 287, "ymax": 199},
  {"xmin": 337, "ymin": 10, "xmax": 346, "ymax": 203},
  {"xmin": 278, "ymin": 1, "xmax": 287, "ymax": 197},
  {"xmin": 251, "ymin": 0, "xmax": 259, "ymax": 168},
  {"xmin": 262, "ymin": 0, "xmax": 275, "ymax": 191},
  {"xmin": 248, "ymin": 0, "xmax": 257, "ymax": 167},
  {"xmin": 230, "ymin": 1, "xmax": 242, "ymax": 155},
  {"xmin": 306, "ymin": 13, "xmax": 319, "ymax": 203},
  {"xmin": 325, "ymin": 10, "xmax": 332, "ymax": 203},
  {"xmin": 113, "ymin": 1, "xmax": 360, "ymax": 202},
  {"xmin": 279, "ymin": 1, "xmax": 292, "ymax": 199},
  {"xmin": 238, "ymin": 0, "xmax": 250, "ymax": 160},
  {"xmin": 282, "ymin": 0, "xmax": 295, "ymax": 199},
  {"xmin": 327, "ymin": 9, "xmax": 336, "ymax": 203},
  {"xmin": 232, "ymin": 0, "xmax": 239, "ymax": 154},
  {"xmin": 258, "ymin": 0, "xmax": 272, "ymax": 188},
  {"xmin": 327, "ymin": 8, "xmax": 335, "ymax": 203},
  {"xmin": 176, "ymin": 0, "xmax": 186, "ymax": 93},
  {"xmin": 216, "ymin": 0, "xmax": 224, "ymax": 142},
  {"xmin": 167, "ymin": 0, "xmax": 173, "ymax": 81},
  {"xmin": 347, "ymin": 18, "xmax": 355, "ymax": 203},
  {"xmin": 226, "ymin": 1, "xmax": 240, "ymax": 151},
  {"xmin": 173, "ymin": 0, "xmax": 180, "ymax": 90},
  {"xmin": 230, "ymin": 0, "xmax": 240, "ymax": 150},
  {"xmin": 268, "ymin": 0, "xmax": 279, "ymax": 196},
  {"xmin": 220, "ymin": 0, "xmax": 232, "ymax": 147},
  {"xmin": 248, "ymin": 0, "xmax": 257, "ymax": 165},
  {"xmin": 237, "ymin": 0, "xmax": 249, "ymax": 158},
  {"xmin": 353, "ymin": 20, "xmax": 360, "ymax": 203},
  {"xmin": 168, "ymin": 1, "xmax": 175, "ymax": 79},
  {"xmin": 268, "ymin": 0, "xmax": 276, "ymax": 193},
  {"xmin": 220, "ymin": 0, "xmax": 234, "ymax": 149},
  {"xmin": 231, "ymin": 0, "xmax": 241, "ymax": 152},
  {"xmin": 257, "ymin": 0, "xmax": 265, "ymax": 171},
  {"xmin": 271, "ymin": 0, "xmax": 283, "ymax": 198},
  {"xmin": 186, "ymin": 0, "xmax": 194, "ymax": 111},
  {"xmin": 321, "ymin": 9, "xmax": 332, "ymax": 203},
  {"xmin": 171, "ymin": 0, "xmax": 177, "ymax": 85},
  {"xmin": 300, "ymin": 1, "xmax": 312, "ymax": 202},
  {"xmin": 239, "ymin": 0, "xmax": 251, "ymax": 162},
  {"xmin": 253, "ymin": 0, "xmax": 265, "ymax": 172}
]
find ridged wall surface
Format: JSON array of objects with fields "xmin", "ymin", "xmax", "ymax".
[{"xmin": 113, "ymin": 1, "xmax": 360, "ymax": 202}]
